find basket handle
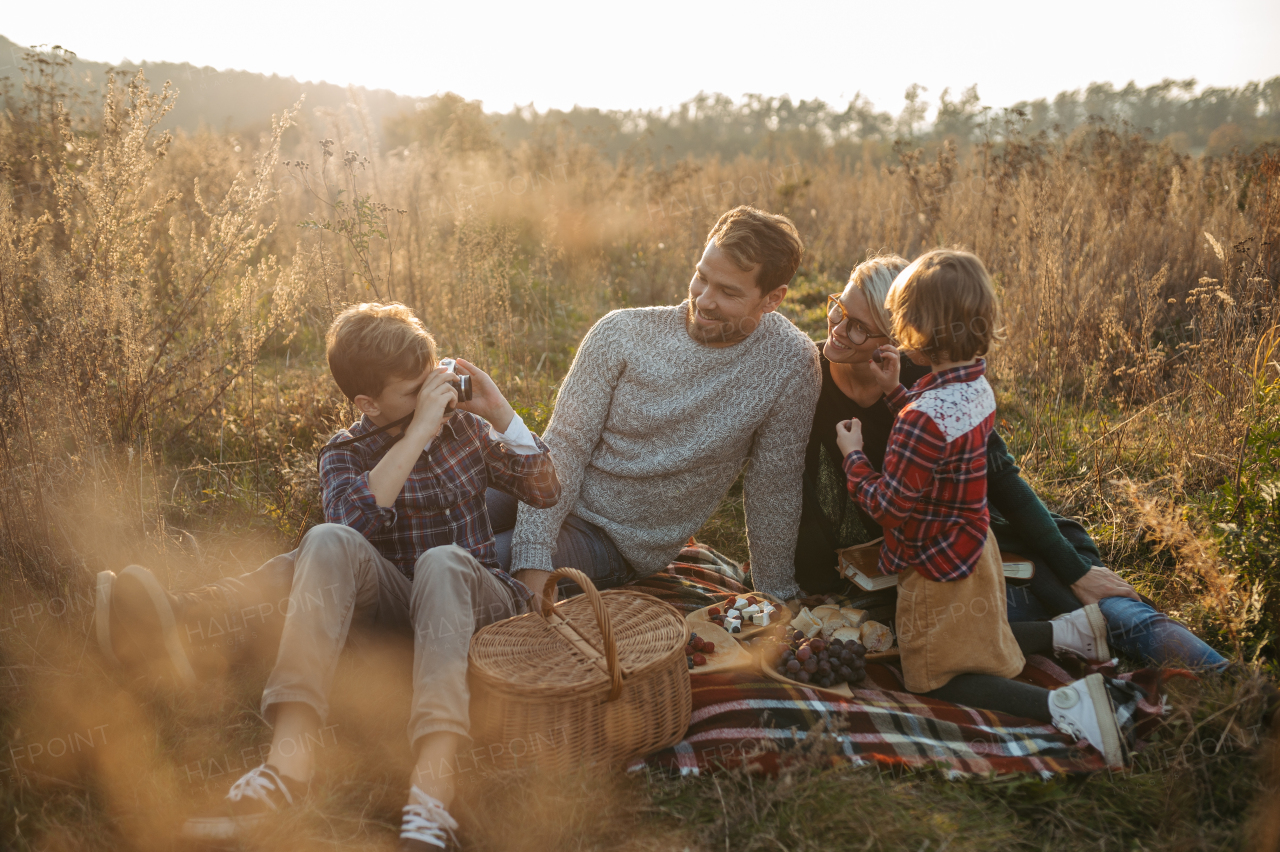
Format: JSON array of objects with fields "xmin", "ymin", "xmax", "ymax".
[{"xmin": 539, "ymin": 567, "xmax": 623, "ymax": 701}]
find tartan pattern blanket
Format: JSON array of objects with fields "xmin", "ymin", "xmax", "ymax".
[{"xmin": 627, "ymin": 544, "xmax": 1178, "ymax": 777}]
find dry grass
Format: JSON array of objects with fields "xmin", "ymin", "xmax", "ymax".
[{"xmin": 2, "ymin": 54, "xmax": 1280, "ymax": 851}]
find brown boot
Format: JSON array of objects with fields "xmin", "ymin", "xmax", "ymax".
[{"xmin": 94, "ymin": 565, "xmax": 247, "ymax": 683}]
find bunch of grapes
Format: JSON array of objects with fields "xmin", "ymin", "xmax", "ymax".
[
  {"xmin": 770, "ymin": 632, "xmax": 866, "ymax": 688},
  {"xmin": 686, "ymin": 632, "xmax": 715, "ymax": 669}
]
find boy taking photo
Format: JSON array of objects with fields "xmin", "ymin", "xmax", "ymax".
[{"xmin": 165, "ymin": 302, "xmax": 561, "ymax": 849}]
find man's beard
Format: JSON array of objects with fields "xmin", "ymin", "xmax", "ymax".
[{"xmin": 685, "ymin": 301, "xmax": 754, "ymax": 346}]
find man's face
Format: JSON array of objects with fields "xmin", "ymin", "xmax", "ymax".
[{"xmin": 685, "ymin": 242, "xmax": 787, "ymax": 347}]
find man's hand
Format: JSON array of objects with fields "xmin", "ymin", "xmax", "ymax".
[
  {"xmin": 869, "ymin": 345, "xmax": 901, "ymax": 394},
  {"xmin": 1071, "ymin": 565, "xmax": 1141, "ymax": 605},
  {"xmin": 404, "ymin": 366, "xmax": 459, "ymax": 450},
  {"xmin": 452, "ymin": 358, "xmax": 516, "ymax": 433},
  {"xmin": 836, "ymin": 418, "xmax": 863, "ymax": 457},
  {"xmin": 515, "ymin": 569, "xmax": 557, "ymax": 612}
]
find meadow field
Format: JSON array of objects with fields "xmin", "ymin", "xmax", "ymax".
[{"xmin": 2, "ymin": 51, "xmax": 1280, "ymax": 850}]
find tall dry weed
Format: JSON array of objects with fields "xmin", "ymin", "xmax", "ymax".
[
  {"xmin": 0, "ymin": 62, "xmax": 313, "ymax": 593},
  {"xmin": 2, "ymin": 53, "xmax": 1279, "ymax": 615},
  {"xmin": 3, "ymin": 50, "xmax": 1280, "ymax": 852},
  {"xmin": 1119, "ymin": 478, "xmax": 1267, "ymax": 658}
]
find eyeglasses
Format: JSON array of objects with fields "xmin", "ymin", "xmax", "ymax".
[{"xmin": 827, "ymin": 294, "xmax": 889, "ymax": 346}]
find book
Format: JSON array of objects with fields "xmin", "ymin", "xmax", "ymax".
[
  {"xmin": 837, "ymin": 539, "xmax": 1036, "ymax": 591},
  {"xmin": 836, "ymin": 538, "xmax": 889, "ymax": 590},
  {"xmin": 1001, "ymin": 553, "xmax": 1035, "ymax": 585}
]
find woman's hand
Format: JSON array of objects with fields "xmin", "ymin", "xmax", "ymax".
[
  {"xmin": 835, "ymin": 418, "xmax": 863, "ymax": 457},
  {"xmin": 869, "ymin": 345, "xmax": 901, "ymax": 394},
  {"xmin": 1071, "ymin": 565, "xmax": 1141, "ymax": 605},
  {"xmin": 452, "ymin": 358, "xmax": 516, "ymax": 433}
]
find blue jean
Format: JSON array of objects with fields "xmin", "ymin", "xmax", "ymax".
[
  {"xmin": 1005, "ymin": 583, "xmax": 1228, "ymax": 670},
  {"xmin": 485, "ymin": 489, "xmax": 637, "ymax": 592}
]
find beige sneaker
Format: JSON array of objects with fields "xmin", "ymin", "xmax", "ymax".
[
  {"xmin": 1049, "ymin": 672, "xmax": 1127, "ymax": 768},
  {"xmin": 1051, "ymin": 603, "xmax": 1111, "ymax": 662},
  {"xmin": 94, "ymin": 565, "xmax": 239, "ymax": 683}
]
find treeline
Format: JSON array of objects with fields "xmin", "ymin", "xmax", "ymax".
[
  {"xmin": 388, "ymin": 78, "xmax": 1280, "ymax": 163},
  {"xmin": 3, "ymin": 34, "xmax": 1277, "ymax": 165}
]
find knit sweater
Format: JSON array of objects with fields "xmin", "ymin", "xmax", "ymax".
[{"xmin": 510, "ymin": 302, "xmax": 822, "ymax": 598}]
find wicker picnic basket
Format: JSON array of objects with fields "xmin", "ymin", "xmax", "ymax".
[{"xmin": 467, "ymin": 567, "xmax": 692, "ymax": 773}]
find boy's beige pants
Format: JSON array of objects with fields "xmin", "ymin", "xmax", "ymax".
[
  {"xmin": 259, "ymin": 523, "xmax": 523, "ymax": 747},
  {"xmin": 895, "ymin": 533, "xmax": 1026, "ymax": 694}
]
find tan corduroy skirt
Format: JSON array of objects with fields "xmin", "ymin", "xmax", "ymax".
[{"xmin": 895, "ymin": 533, "xmax": 1026, "ymax": 693}]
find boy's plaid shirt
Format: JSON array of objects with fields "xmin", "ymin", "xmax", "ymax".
[
  {"xmin": 843, "ymin": 361, "xmax": 995, "ymax": 582},
  {"xmin": 319, "ymin": 410, "xmax": 561, "ymax": 592}
]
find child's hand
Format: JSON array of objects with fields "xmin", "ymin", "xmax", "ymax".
[
  {"xmin": 869, "ymin": 345, "xmax": 901, "ymax": 394},
  {"xmin": 406, "ymin": 366, "xmax": 458, "ymax": 447},
  {"xmin": 835, "ymin": 418, "xmax": 863, "ymax": 457},
  {"xmin": 452, "ymin": 358, "xmax": 517, "ymax": 432}
]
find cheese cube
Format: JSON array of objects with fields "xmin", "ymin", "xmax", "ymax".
[
  {"xmin": 740, "ymin": 604, "xmax": 761, "ymax": 617},
  {"xmin": 724, "ymin": 616, "xmax": 742, "ymax": 632},
  {"xmin": 751, "ymin": 610, "xmax": 771, "ymax": 626},
  {"xmin": 733, "ymin": 597, "xmax": 749, "ymax": 609},
  {"xmin": 726, "ymin": 608, "xmax": 741, "ymax": 620}
]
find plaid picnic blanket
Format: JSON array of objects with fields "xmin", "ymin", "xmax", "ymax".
[{"xmin": 627, "ymin": 543, "xmax": 1179, "ymax": 777}]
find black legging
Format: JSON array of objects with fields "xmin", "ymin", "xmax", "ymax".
[{"xmin": 921, "ymin": 622, "xmax": 1055, "ymax": 722}]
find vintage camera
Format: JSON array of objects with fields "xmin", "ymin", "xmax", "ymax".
[{"xmin": 438, "ymin": 358, "xmax": 473, "ymax": 402}]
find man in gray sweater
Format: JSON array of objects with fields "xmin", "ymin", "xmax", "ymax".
[
  {"xmin": 94, "ymin": 206, "xmax": 820, "ymax": 682},
  {"xmin": 502, "ymin": 206, "xmax": 821, "ymax": 602}
]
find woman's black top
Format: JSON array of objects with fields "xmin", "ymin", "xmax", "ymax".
[{"xmin": 792, "ymin": 343, "xmax": 1101, "ymax": 607}]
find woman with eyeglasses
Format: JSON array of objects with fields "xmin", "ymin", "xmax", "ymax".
[{"xmin": 793, "ymin": 253, "xmax": 1228, "ymax": 671}]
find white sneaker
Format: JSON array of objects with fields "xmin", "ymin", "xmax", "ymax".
[
  {"xmin": 1051, "ymin": 603, "xmax": 1110, "ymax": 662},
  {"xmin": 1049, "ymin": 673, "xmax": 1127, "ymax": 768},
  {"xmin": 398, "ymin": 785, "xmax": 460, "ymax": 851}
]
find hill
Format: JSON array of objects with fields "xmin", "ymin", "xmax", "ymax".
[{"xmin": 0, "ymin": 34, "xmax": 417, "ymax": 147}]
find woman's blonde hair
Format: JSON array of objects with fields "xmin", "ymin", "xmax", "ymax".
[
  {"xmin": 886, "ymin": 249, "xmax": 1000, "ymax": 363},
  {"xmin": 847, "ymin": 253, "xmax": 910, "ymax": 339}
]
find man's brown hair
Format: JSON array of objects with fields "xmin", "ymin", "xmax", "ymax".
[
  {"xmin": 886, "ymin": 249, "xmax": 1001, "ymax": 363},
  {"xmin": 325, "ymin": 303, "xmax": 437, "ymax": 401},
  {"xmin": 705, "ymin": 206, "xmax": 804, "ymax": 293}
]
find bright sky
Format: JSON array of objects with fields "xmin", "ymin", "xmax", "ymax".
[{"xmin": 4, "ymin": 0, "xmax": 1279, "ymax": 115}]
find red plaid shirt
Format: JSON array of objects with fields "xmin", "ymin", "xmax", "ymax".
[
  {"xmin": 843, "ymin": 361, "xmax": 995, "ymax": 582},
  {"xmin": 320, "ymin": 410, "xmax": 561, "ymax": 592}
]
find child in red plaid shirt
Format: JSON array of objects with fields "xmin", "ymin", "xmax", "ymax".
[{"xmin": 836, "ymin": 250, "xmax": 1130, "ymax": 768}]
